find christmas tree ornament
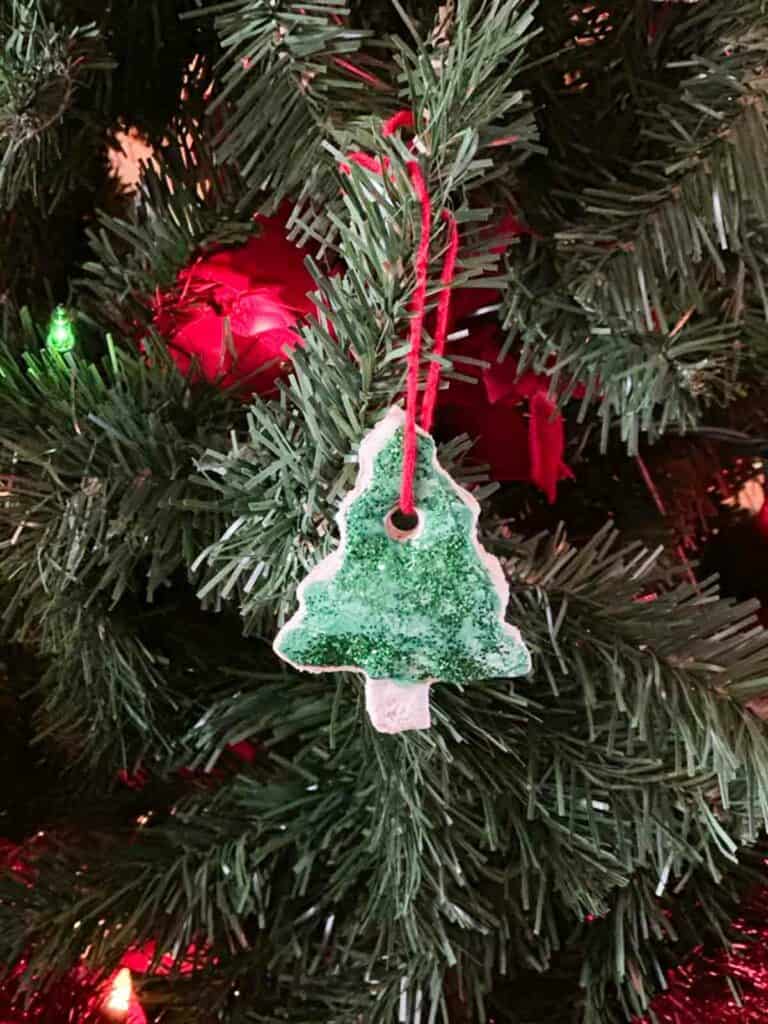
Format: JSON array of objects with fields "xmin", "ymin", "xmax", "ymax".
[
  {"xmin": 45, "ymin": 307, "xmax": 76, "ymax": 353},
  {"xmin": 275, "ymin": 151, "xmax": 531, "ymax": 733},
  {"xmin": 274, "ymin": 406, "xmax": 532, "ymax": 733}
]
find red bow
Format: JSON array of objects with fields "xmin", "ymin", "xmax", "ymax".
[{"xmin": 438, "ymin": 323, "xmax": 575, "ymax": 503}]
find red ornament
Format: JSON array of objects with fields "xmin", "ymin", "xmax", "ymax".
[{"xmin": 153, "ymin": 204, "xmax": 315, "ymax": 396}]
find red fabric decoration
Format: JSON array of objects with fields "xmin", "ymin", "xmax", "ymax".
[
  {"xmin": 153, "ymin": 204, "xmax": 315, "ymax": 396},
  {"xmin": 529, "ymin": 391, "xmax": 574, "ymax": 505},
  {"xmin": 445, "ymin": 210, "xmax": 531, "ymax": 328},
  {"xmin": 437, "ymin": 323, "xmax": 576, "ymax": 502}
]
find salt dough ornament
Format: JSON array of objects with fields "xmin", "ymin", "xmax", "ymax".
[{"xmin": 274, "ymin": 406, "xmax": 531, "ymax": 733}]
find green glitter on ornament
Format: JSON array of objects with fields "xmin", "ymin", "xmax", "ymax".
[
  {"xmin": 46, "ymin": 307, "xmax": 76, "ymax": 353},
  {"xmin": 274, "ymin": 407, "xmax": 531, "ymax": 730}
]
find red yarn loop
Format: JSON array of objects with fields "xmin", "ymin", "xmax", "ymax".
[
  {"xmin": 382, "ymin": 109, "xmax": 415, "ymax": 136},
  {"xmin": 421, "ymin": 209, "xmax": 460, "ymax": 434},
  {"xmin": 342, "ymin": 112, "xmax": 459, "ymax": 517},
  {"xmin": 399, "ymin": 164, "xmax": 459, "ymax": 515}
]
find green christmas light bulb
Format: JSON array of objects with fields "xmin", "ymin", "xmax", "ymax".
[
  {"xmin": 46, "ymin": 307, "xmax": 76, "ymax": 353},
  {"xmin": 275, "ymin": 407, "xmax": 532, "ymax": 733}
]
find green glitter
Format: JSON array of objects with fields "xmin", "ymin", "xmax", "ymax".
[
  {"xmin": 276, "ymin": 409, "xmax": 531, "ymax": 687},
  {"xmin": 46, "ymin": 307, "xmax": 76, "ymax": 353}
]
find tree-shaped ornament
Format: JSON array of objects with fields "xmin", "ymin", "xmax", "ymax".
[{"xmin": 274, "ymin": 407, "xmax": 532, "ymax": 733}]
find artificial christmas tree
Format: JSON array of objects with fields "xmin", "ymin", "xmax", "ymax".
[{"xmin": 4, "ymin": 0, "xmax": 768, "ymax": 1021}]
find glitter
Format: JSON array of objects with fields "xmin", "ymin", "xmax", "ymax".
[{"xmin": 275, "ymin": 408, "xmax": 531, "ymax": 728}]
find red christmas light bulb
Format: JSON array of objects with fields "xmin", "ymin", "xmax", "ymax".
[{"xmin": 100, "ymin": 968, "xmax": 146, "ymax": 1024}]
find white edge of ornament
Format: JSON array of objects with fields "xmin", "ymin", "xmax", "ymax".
[{"xmin": 273, "ymin": 404, "xmax": 532, "ymax": 681}]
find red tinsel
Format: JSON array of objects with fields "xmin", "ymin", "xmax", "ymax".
[
  {"xmin": 636, "ymin": 885, "xmax": 768, "ymax": 1023},
  {"xmin": 0, "ymin": 960, "xmax": 146, "ymax": 1024},
  {"xmin": 0, "ymin": 834, "xmax": 209, "ymax": 1023},
  {"xmin": 0, "ymin": 938, "xmax": 207, "ymax": 1022}
]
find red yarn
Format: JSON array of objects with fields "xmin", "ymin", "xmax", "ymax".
[
  {"xmin": 340, "ymin": 152, "xmax": 388, "ymax": 176},
  {"xmin": 382, "ymin": 110, "xmax": 415, "ymax": 136},
  {"xmin": 400, "ymin": 168, "xmax": 459, "ymax": 514},
  {"xmin": 339, "ymin": 112, "xmax": 458, "ymax": 515},
  {"xmin": 401, "ymin": 161, "xmax": 432, "ymax": 516},
  {"xmin": 420, "ymin": 209, "xmax": 459, "ymax": 433}
]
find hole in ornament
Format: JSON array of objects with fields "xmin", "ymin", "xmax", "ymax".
[{"xmin": 386, "ymin": 507, "xmax": 421, "ymax": 541}]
